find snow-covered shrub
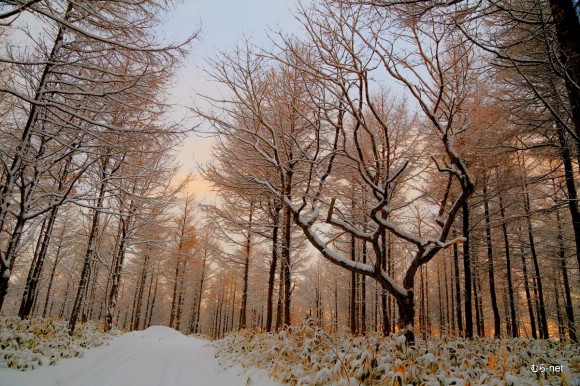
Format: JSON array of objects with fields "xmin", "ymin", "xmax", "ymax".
[
  {"xmin": 0, "ymin": 317, "xmax": 116, "ymax": 371},
  {"xmin": 215, "ymin": 326, "xmax": 580, "ymax": 385}
]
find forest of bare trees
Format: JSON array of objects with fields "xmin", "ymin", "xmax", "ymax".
[{"xmin": 0, "ymin": 0, "xmax": 578, "ymax": 347}]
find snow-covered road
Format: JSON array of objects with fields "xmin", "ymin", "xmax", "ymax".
[{"xmin": 1, "ymin": 326, "xmax": 279, "ymax": 386}]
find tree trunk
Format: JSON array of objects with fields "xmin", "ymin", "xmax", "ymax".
[
  {"xmin": 548, "ymin": 0, "xmax": 580, "ymax": 148},
  {"xmin": 194, "ymin": 258, "xmax": 207, "ymax": 334},
  {"xmin": 144, "ymin": 271, "xmax": 155, "ymax": 329},
  {"xmin": 146, "ymin": 272, "xmax": 159, "ymax": 328},
  {"xmin": 229, "ymin": 282, "xmax": 236, "ymax": 332},
  {"xmin": 69, "ymin": 156, "xmax": 109, "ymax": 335},
  {"xmin": 282, "ymin": 191, "xmax": 292, "ymax": 327},
  {"xmin": 18, "ymin": 218, "xmax": 47, "ymax": 318},
  {"xmin": 450, "ymin": 249, "xmax": 456, "ymax": 334},
  {"xmin": 555, "ymin": 279, "xmax": 566, "ymax": 342},
  {"xmin": 555, "ymin": 124, "xmax": 580, "ymax": 274},
  {"xmin": 437, "ymin": 263, "xmax": 444, "ymax": 336},
  {"xmin": 266, "ymin": 202, "xmax": 281, "ymax": 332},
  {"xmin": 106, "ymin": 216, "xmax": 132, "ymax": 332},
  {"xmin": 175, "ymin": 257, "xmax": 188, "ymax": 332},
  {"xmin": 169, "ymin": 258, "xmax": 183, "ymax": 328},
  {"xmin": 395, "ymin": 291, "xmax": 415, "ymax": 345},
  {"xmin": 473, "ymin": 257, "xmax": 484, "ymax": 337},
  {"xmin": 275, "ymin": 256, "xmax": 284, "ymax": 330},
  {"xmin": 462, "ymin": 200, "xmax": 473, "ymax": 338},
  {"xmin": 0, "ymin": 217, "xmax": 27, "ymax": 312},
  {"xmin": 86, "ymin": 259, "xmax": 99, "ymax": 322},
  {"xmin": 59, "ymin": 280, "xmax": 70, "ymax": 319},
  {"xmin": 42, "ymin": 233, "xmax": 63, "ymax": 318},
  {"xmin": 531, "ymin": 275, "xmax": 542, "ymax": 337},
  {"xmin": 444, "ymin": 257, "xmax": 451, "ymax": 335},
  {"xmin": 523, "ymin": 187, "xmax": 549, "ymax": 338},
  {"xmin": 388, "ymin": 240, "xmax": 395, "ymax": 334},
  {"xmin": 350, "ymin": 234, "xmax": 357, "ymax": 335},
  {"xmin": 453, "ymin": 229, "xmax": 462, "ymax": 336},
  {"xmin": 520, "ymin": 246, "xmax": 537, "ymax": 339},
  {"xmin": 380, "ymin": 229, "xmax": 390, "ymax": 335},
  {"xmin": 239, "ymin": 202, "xmax": 254, "ymax": 330},
  {"xmin": 499, "ymin": 194, "xmax": 518, "ymax": 338},
  {"xmin": 360, "ymin": 241, "xmax": 367, "ymax": 335},
  {"xmin": 315, "ymin": 265, "xmax": 322, "ymax": 327},
  {"xmin": 132, "ymin": 245, "xmax": 150, "ymax": 331},
  {"xmin": 334, "ymin": 278, "xmax": 339, "ymax": 332},
  {"xmin": 483, "ymin": 184, "xmax": 501, "ymax": 338},
  {"xmin": 420, "ymin": 265, "xmax": 427, "ymax": 339},
  {"xmin": 556, "ymin": 210, "xmax": 577, "ymax": 342},
  {"xmin": 425, "ymin": 267, "xmax": 431, "ymax": 336}
]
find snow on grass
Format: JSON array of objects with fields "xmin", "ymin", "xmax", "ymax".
[
  {"xmin": 1, "ymin": 324, "xmax": 279, "ymax": 386},
  {"xmin": 0, "ymin": 317, "xmax": 114, "ymax": 371},
  {"xmin": 215, "ymin": 325, "xmax": 580, "ymax": 385}
]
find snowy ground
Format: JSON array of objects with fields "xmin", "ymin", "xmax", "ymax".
[
  {"xmin": 1, "ymin": 326, "xmax": 279, "ymax": 386},
  {"xmin": 216, "ymin": 326, "xmax": 580, "ymax": 385},
  {"xmin": 2, "ymin": 320, "xmax": 579, "ymax": 385}
]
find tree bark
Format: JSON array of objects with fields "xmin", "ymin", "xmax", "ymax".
[
  {"xmin": 420, "ymin": 265, "xmax": 427, "ymax": 339},
  {"xmin": 443, "ymin": 257, "xmax": 451, "ymax": 335},
  {"xmin": 42, "ymin": 230, "xmax": 64, "ymax": 318},
  {"xmin": 395, "ymin": 291, "xmax": 415, "ymax": 345},
  {"xmin": 555, "ymin": 124, "xmax": 580, "ymax": 273},
  {"xmin": 556, "ymin": 210, "xmax": 577, "ymax": 342},
  {"xmin": 498, "ymin": 194, "xmax": 518, "ymax": 338},
  {"xmin": 350, "ymin": 234, "xmax": 357, "ymax": 335},
  {"xmin": 175, "ymin": 257, "xmax": 188, "ymax": 331},
  {"xmin": 146, "ymin": 272, "xmax": 159, "ymax": 328},
  {"xmin": 555, "ymin": 279, "xmax": 566, "ymax": 342},
  {"xmin": 437, "ymin": 263, "xmax": 444, "ymax": 336},
  {"xmin": 380, "ymin": 229, "xmax": 390, "ymax": 335},
  {"xmin": 106, "ymin": 215, "xmax": 133, "ymax": 332},
  {"xmin": 453, "ymin": 229, "xmax": 462, "ymax": 335},
  {"xmin": 266, "ymin": 202, "xmax": 281, "ymax": 332},
  {"xmin": 194, "ymin": 257, "xmax": 207, "ymax": 334},
  {"xmin": 462, "ymin": 200, "xmax": 473, "ymax": 339},
  {"xmin": 282, "ymin": 183, "xmax": 292, "ymax": 327},
  {"xmin": 275, "ymin": 254, "xmax": 284, "ymax": 331},
  {"xmin": 473, "ymin": 260, "xmax": 484, "ymax": 337},
  {"xmin": 69, "ymin": 156, "xmax": 109, "ymax": 335},
  {"xmin": 483, "ymin": 184, "xmax": 501, "ymax": 338},
  {"xmin": 361, "ymin": 241, "xmax": 367, "ymax": 335},
  {"xmin": 132, "ymin": 245, "xmax": 150, "ymax": 331},
  {"xmin": 520, "ymin": 246, "xmax": 537, "ymax": 339},
  {"xmin": 548, "ymin": 0, "xmax": 580, "ymax": 147},
  {"xmin": 239, "ymin": 202, "xmax": 254, "ymax": 330},
  {"xmin": 170, "ymin": 203, "xmax": 192, "ymax": 329},
  {"xmin": 522, "ymin": 186, "xmax": 549, "ymax": 338}
]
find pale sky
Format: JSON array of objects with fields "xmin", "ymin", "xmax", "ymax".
[{"xmin": 161, "ymin": 1, "xmax": 309, "ymax": 200}]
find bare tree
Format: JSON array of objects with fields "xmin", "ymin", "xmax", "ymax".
[
  {"xmin": 0, "ymin": 0, "xmax": 195, "ymax": 310},
  {"xmin": 196, "ymin": 2, "xmax": 482, "ymax": 342}
]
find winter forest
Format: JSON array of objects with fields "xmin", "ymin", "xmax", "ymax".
[{"xmin": 1, "ymin": 0, "xmax": 580, "ymax": 385}]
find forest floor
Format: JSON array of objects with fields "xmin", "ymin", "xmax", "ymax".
[
  {"xmin": 1, "ymin": 317, "xmax": 579, "ymax": 385},
  {"xmin": 215, "ymin": 326, "xmax": 580, "ymax": 385},
  {"xmin": 0, "ymin": 323, "xmax": 278, "ymax": 386}
]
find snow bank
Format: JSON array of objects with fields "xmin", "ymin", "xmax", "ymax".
[
  {"xmin": 215, "ymin": 325, "xmax": 580, "ymax": 385},
  {"xmin": 127, "ymin": 326, "xmax": 186, "ymax": 343},
  {"xmin": 0, "ymin": 317, "xmax": 113, "ymax": 371}
]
